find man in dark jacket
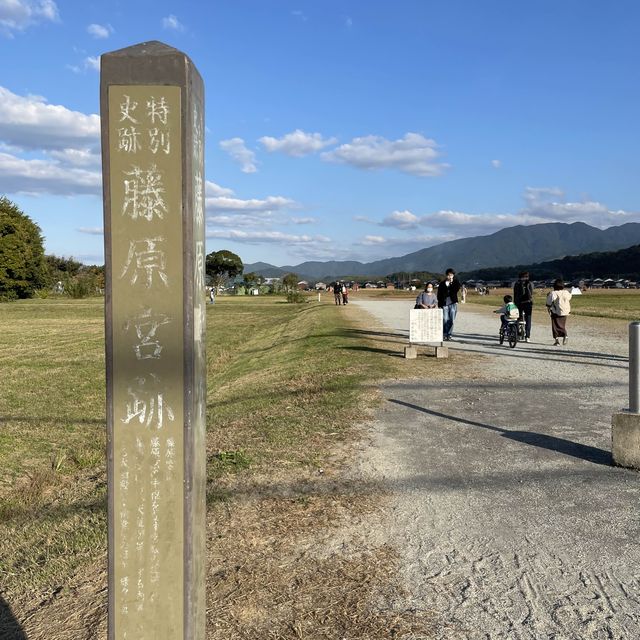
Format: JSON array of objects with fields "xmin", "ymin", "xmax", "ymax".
[
  {"xmin": 513, "ymin": 271, "xmax": 533, "ymax": 342},
  {"xmin": 437, "ymin": 268, "xmax": 461, "ymax": 340}
]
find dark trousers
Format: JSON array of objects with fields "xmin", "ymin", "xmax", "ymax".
[
  {"xmin": 518, "ymin": 302, "xmax": 533, "ymax": 338},
  {"xmin": 550, "ymin": 314, "xmax": 567, "ymax": 338}
]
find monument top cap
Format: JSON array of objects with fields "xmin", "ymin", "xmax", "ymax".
[
  {"xmin": 100, "ymin": 39, "xmax": 202, "ymax": 86},
  {"xmin": 103, "ymin": 40, "xmax": 185, "ymax": 59}
]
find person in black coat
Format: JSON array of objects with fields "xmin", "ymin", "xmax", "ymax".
[
  {"xmin": 437, "ymin": 268, "xmax": 461, "ymax": 340},
  {"xmin": 513, "ymin": 271, "xmax": 534, "ymax": 342}
]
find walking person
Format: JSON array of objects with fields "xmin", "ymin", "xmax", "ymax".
[
  {"xmin": 546, "ymin": 279, "xmax": 572, "ymax": 345},
  {"xmin": 333, "ymin": 281, "xmax": 342, "ymax": 305},
  {"xmin": 513, "ymin": 271, "xmax": 533, "ymax": 342},
  {"xmin": 437, "ymin": 268, "xmax": 461, "ymax": 341},
  {"xmin": 341, "ymin": 282, "xmax": 349, "ymax": 304}
]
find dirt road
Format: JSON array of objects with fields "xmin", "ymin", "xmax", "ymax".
[{"xmin": 351, "ymin": 300, "xmax": 639, "ymax": 639}]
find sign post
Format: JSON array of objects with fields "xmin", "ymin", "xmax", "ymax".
[
  {"xmin": 405, "ymin": 308, "xmax": 448, "ymax": 358},
  {"xmin": 101, "ymin": 41, "xmax": 206, "ymax": 639}
]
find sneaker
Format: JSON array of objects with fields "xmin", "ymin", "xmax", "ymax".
[
  {"xmin": 525, "ymin": 337, "xmax": 530, "ymax": 343},
  {"xmin": 553, "ymin": 339, "xmax": 560, "ymax": 346},
  {"xmin": 563, "ymin": 336, "xmax": 568, "ymax": 345}
]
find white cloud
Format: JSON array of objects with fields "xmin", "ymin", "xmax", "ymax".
[
  {"xmin": 48, "ymin": 147, "xmax": 101, "ymax": 167},
  {"xmin": 162, "ymin": 14, "xmax": 185, "ymax": 32},
  {"xmin": 345, "ymin": 16, "xmax": 353, "ymax": 28},
  {"xmin": 380, "ymin": 210, "xmax": 420, "ymax": 229},
  {"xmin": 356, "ymin": 233, "xmax": 457, "ymax": 252},
  {"xmin": 491, "ymin": 159, "xmax": 501, "ymax": 169},
  {"xmin": 369, "ymin": 189, "xmax": 640, "ymax": 239},
  {"xmin": 84, "ymin": 56, "xmax": 100, "ymax": 71},
  {"xmin": 292, "ymin": 10, "xmax": 308, "ymax": 21},
  {"xmin": 521, "ymin": 188, "xmax": 637, "ymax": 228},
  {"xmin": 360, "ymin": 235, "xmax": 387, "ymax": 245},
  {"xmin": 204, "ymin": 182, "xmax": 306, "ymax": 229},
  {"xmin": 206, "ymin": 195, "xmax": 296, "ymax": 214},
  {"xmin": 322, "ymin": 132, "xmax": 449, "ymax": 177},
  {"xmin": 259, "ymin": 129, "xmax": 338, "ymax": 157},
  {"xmin": 219, "ymin": 137, "xmax": 257, "ymax": 173},
  {"xmin": 0, "ymin": 86, "xmax": 100, "ymax": 150},
  {"xmin": 353, "ymin": 214, "xmax": 375, "ymax": 223},
  {"xmin": 0, "ymin": 0, "xmax": 59, "ymax": 36},
  {"xmin": 206, "ymin": 229, "xmax": 331, "ymax": 245},
  {"xmin": 205, "ymin": 190, "xmax": 301, "ymax": 229},
  {"xmin": 77, "ymin": 227, "xmax": 103, "ymax": 235},
  {"xmin": 87, "ymin": 23, "xmax": 111, "ymax": 38},
  {"xmin": 0, "ymin": 151, "xmax": 101, "ymax": 195},
  {"xmin": 205, "ymin": 180, "xmax": 234, "ymax": 197},
  {"xmin": 523, "ymin": 186, "xmax": 564, "ymax": 208}
]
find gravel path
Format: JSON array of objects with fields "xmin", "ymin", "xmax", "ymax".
[{"xmin": 351, "ymin": 300, "xmax": 639, "ymax": 640}]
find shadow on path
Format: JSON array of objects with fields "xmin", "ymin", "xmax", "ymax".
[
  {"xmin": 389, "ymin": 399, "xmax": 612, "ymax": 466},
  {"xmin": 0, "ymin": 596, "xmax": 26, "ymax": 640},
  {"xmin": 450, "ymin": 343, "xmax": 628, "ymax": 370}
]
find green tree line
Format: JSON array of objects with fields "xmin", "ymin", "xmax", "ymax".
[{"xmin": 0, "ymin": 197, "xmax": 104, "ymax": 301}]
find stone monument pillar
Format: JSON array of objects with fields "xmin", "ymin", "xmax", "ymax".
[{"xmin": 100, "ymin": 41, "xmax": 206, "ymax": 639}]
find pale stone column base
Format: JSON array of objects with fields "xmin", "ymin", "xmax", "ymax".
[{"xmin": 612, "ymin": 411, "xmax": 640, "ymax": 469}]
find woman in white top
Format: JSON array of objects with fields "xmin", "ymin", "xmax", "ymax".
[{"xmin": 546, "ymin": 279, "xmax": 572, "ymax": 346}]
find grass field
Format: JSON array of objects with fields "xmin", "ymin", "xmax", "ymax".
[
  {"xmin": 0, "ymin": 294, "xmax": 452, "ymax": 639},
  {"xmin": 461, "ymin": 287, "xmax": 640, "ymax": 321}
]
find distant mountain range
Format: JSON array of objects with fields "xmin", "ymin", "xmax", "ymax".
[{"xmin": 244, "ymin": 221, "xmax": 640, "ymax": 281}]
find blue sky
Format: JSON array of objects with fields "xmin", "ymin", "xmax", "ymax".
[{"xmin": 1, "ymin": 0, "xmax": 639, "ymax": 267}]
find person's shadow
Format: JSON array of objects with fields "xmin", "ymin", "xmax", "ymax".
[{"xmin": 0, "ymin": 596, "xmax": 26, "ymax": 639}]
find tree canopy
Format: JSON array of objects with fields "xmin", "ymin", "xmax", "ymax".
[
  {"xmin": 0, "ymin": 197, "xmax": 48, "ymax": 300},
  {"xmin": 205, "ymin": 250, "xmax": 244, "ymax": 288},
  {"xmin": 282, "ymin": 272, "xmax": 299, "ymax": 292}
]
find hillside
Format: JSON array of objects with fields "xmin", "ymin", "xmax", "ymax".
[
  {"xmin": 244, "ymin": 221, "xmax": 640, "ymax": 280},
  {"xmin": 460, "ymin": 244, "xmax": 640, "ymax": 282}
]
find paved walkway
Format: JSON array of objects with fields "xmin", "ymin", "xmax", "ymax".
[{"xmin": 352, "ymin": 300, "xmax": 639, "ymax": 640}]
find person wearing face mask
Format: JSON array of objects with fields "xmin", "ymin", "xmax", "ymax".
[
  {"xmin": 437, "ymin": 268, "xmax": 461, "ymax": 340},
  {"xmin": 415, "ymin": 282, "xmax": 437, "ymax": 309}
]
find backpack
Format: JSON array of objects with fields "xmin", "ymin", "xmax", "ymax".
[
  {"xmin": 505, "ymin": 302, "xmax": 519, "ymax": 320},
  {"xmin": 515, "ymin": 280, "xmax": 531, "ymax": 303}
]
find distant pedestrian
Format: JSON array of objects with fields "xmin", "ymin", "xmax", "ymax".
[
  {"xmin": 514, "ymin": 271, "xmax": 533, "ymax": 342},
  {"xmin": 209, "ymin": 286, "xmax": 215, "ymax": 304},
  {"xmin": 461, "ymin": 283, "xmax": 467, "ymax": 303},
  {"xmin": 546, "ymin": 279, "xmax": 572, "ymax": 346},
  {"xmin": 333, "ymin": 281, "xmax": 342, "ymax": 305},
  {"xmin": 341, "ymin": 283, "xmax": 349, "ymax": 304},
  {"xmin": 415, "ymin": 282, "xmax": 437, "ymax": 309},
  {"xmin": 437, "ymin": 268, "xmax": 461, "ymax": 340}
]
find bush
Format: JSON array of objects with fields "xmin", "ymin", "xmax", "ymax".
[
  {"xmin": 64, "ymin": 274, "xmax": 101, "ymax": 299},
  {"xmin": 286, "ymin": 291, "xmax": 306, "ymax": 304}
]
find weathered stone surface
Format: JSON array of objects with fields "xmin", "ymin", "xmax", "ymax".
[
  {"xmin": 404, "ymin": 346, "xmax": 418, "ymax": 359},
  {"xmin": 612, "ymin": 411, "xmax": 640, "ymax": 469},
  {"xmin": 101, "ymin": 40, "xmax": 205, "ymax": 640}
]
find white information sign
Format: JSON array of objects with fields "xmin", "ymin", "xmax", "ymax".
[{"xmin": 409, "ymin": 308, "xmax": 443, "ymax": 344}]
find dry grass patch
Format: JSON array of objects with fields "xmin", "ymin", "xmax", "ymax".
[
  {"xmin": 207, "ymin": 468, "xmax": 436, "ymax": 640},
  {"xmin": 1, "ymin": 296, "xmax": 468, "ymax": 638}
]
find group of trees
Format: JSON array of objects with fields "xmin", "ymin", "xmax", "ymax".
[
  {"xmin": 204, "ymin": 249, "xmax": 301, "ymax": 298},
  {"xmin": 1, "ymin": 197, "xmax": 104, "ymax": 301}
]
